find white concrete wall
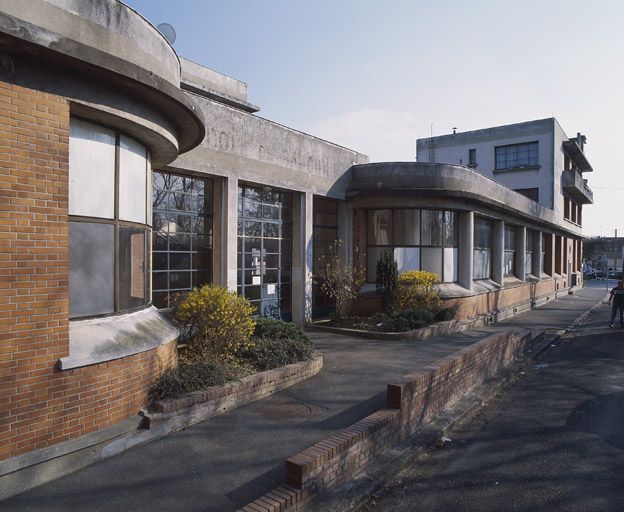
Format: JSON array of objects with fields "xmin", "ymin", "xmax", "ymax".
[{"xmin": 417, "ymin": 119, "xmax": 556, "ymax": 209}]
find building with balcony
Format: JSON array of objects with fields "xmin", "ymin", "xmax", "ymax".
[{"xmin": 0, "ymin": 1, "xmax": 596, "ymax": 494}]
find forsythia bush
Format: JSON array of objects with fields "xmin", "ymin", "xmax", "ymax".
[
  {"xmin": 173, "ymin": 285, "xmax": 256, "ymax": 360},
  {"xmin": 394, "ymin": 270, "xmax": 442, "ymax": 312}
]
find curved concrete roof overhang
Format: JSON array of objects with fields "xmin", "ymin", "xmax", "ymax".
[
  {"xmin": 0, "ymin": 0, "xmax": 205, "ymax": 166},
  {"xmin": 349, "ymin": 162, "xmax": 583, "ymax": 238}
]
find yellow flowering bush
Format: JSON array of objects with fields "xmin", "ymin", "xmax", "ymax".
[
  {"xmin": 173, "ymin": 285, "xmax": 256, "ymax": 361},
  {"xmin": 394, "ymin": 270, "xmax": 442, "ymax": 312}
]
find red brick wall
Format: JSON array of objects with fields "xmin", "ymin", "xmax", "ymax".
[
  {"xmin": 0, "ymin": 81, "xmax": 176, "ymax": 462},
  {"xmin": 239, "ymin": 330, "xmax": 533, "ymax": 512}
]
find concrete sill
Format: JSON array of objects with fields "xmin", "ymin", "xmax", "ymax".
[
  {"xmin": 493, "ymin": 164, "xmax": 541, "ymax": 173},
  {"xmin": 59, "ymin": 307, "xmax": 178, "ymax": 370}
]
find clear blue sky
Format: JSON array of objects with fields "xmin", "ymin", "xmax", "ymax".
[{"xmin": 124, "ymin": 0, "xmax": 622, "ymax": 237}]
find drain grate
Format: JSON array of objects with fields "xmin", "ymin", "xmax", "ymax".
[{"xmin": 261, "ymin": 401, "xmax": 313, "ymax": 421}]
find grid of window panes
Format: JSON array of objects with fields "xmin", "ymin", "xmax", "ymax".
[
  {"xmin": 473, "ymin": 217, "xmax": 493, "ymax": 279},
  {"xmin": 495, "ymin": 141, "xmax": 539, "ymax": 170},
  {"xmin": 237, "ymin": 185, "xmax": 292, "ymax": 320},
  {"xmin": 152, "ymin": 171, "xmax": 213, "ymax": 308},
  {"xmin": 367, "ymin": 209, "xmax": 458, "ymax": 283},
  {"xmin": 312, "ymin": 197, "xmax": 338, "ymax": 319},
  {"xmin": 504, "ymin": 225, "xmax": 516, "ymax": 277}
]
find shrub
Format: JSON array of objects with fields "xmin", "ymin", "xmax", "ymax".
[
  {"xmin": 376, "ymin": 251, "xmax": 398, "ymax": 311},
  {"xmin": 172, "ymin": 285, "xmax": 256, "ymax": 360},
  {"xmin": 316, "ymin": 240, "xmax": 365, "ymax": 322},
  {"xmin": 149, "ymin": 360, "xmax": 234, "ymax": 401},
  {"xmin": 434, "ymin": 306, "xmax": 457, "ymax": 322},
  {"xmin": 370, "ymin": 308, "xmax": 434, "ymax": 332},
  {"xmin": 394, "ymin": 270, "xmax": 442, "ymax": 312},
  {"xmin": 239, "ymin": 336, "xmax": 315, "ymax": 371},
  {"xmin": 253, "ymin": 317, "xmax": 310, "ymax": 344}
]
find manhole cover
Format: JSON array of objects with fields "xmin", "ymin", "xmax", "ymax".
[{"xmin": 261, "ymin": 401, "xmax": 313, "ymax": 421}]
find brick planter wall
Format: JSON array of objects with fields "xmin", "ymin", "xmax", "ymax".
[
  {"xmin": 0, "ymin": 81, "xmax": 177, "ymax": 462},
  {"xmin": 149, "ymin": 356, "xmax": 323, "ymax": 432},
  {"xmin": 238, "ymin": 329, "xmax": 534, "ymax": 511}
]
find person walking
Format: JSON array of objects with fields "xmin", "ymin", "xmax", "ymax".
[{"xmin": 608, "ymin": 280, "xmax": 624, "ymax": 328}]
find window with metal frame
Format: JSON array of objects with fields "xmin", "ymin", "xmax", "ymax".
[
  {"xmin": 495, "ymin": 141, "xmax": 539, "ymax": 170},
  {"xmin": 152, "ymin": 171, "xmax": 213, "ymax": 309},
  {"xmin": 68, "ymin": 118, "xmax": 150, "ymax": 319},
  {"xmin": 237, "ymin": 184, "xmax": 292, "ymax": 320}
]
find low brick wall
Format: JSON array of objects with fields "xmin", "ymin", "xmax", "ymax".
[
  {"xmin": 150, "ymin": 356, "xmax": 323, "ymax": 428},
  {"xmin": 238, "ymin": 329, "xmax": 535, "ymax": 512}
]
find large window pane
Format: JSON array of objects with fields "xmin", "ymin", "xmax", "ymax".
[
  {"xmin": 69, "ymin": 222, "xmax": 114, "ymax": 318},
  {"xmin": 368, "ymin": 210, "xmax": 393, "ymax": 246},
  {"xmin": 421, "ymin": 210, "xmax": 443, "ymax": 246},
  {"xmin": 119, "ymin": 227, "xmax": 147, "ymax": 311},
  {"xmin": 474, "ymin": 249, "xmax": 492, "ymax": 279},
  {"xmin": 394, "ymin": 247, "xmax": 420, "ymax": 272},
  {"xmin": 421, "ymin": 247, "xmax": 443, "ymax": 277},
  {"xmin": 394, "ymin": 210, "xmax": 420, "ymax": 245},
  {"xmin": 444, "ymin": 211, "xmax": 457, "ymax": 246},
  {"xmin": 474, "ymin": 218, "xmax": 493, "ymax": 249},
  {"xmin": 69, "ymin": 118, "xmax": 115, "ymax": 219},
  {"xmin": 444, "ymin": 247, "xmax": 458, "ymax": 283},
  {"xmin": 119, "ymin": 135, "xmax": 148, "ymax": 224}
]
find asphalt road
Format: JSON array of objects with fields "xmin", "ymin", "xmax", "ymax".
[{"xmin": 361, "ymin": 294, "xmax": 624, "ymax": 512}]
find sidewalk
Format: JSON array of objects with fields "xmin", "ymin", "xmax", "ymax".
[{"xmin": 2, "ymin": 286, "xmax": 607, "ymax": 512}]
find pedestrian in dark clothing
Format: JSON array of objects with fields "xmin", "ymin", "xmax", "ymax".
[{"xmin": 608, "ymin": 280, "xmax": 624, "ymax": 328}]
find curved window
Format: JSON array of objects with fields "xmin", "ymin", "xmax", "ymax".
[
  {"xmin": 69, "ymin": 118, "xmax": 150, "ymax": 319},
  {"xmin": 367, "ymin": 209, "xmax": 458, "ymax": 283},
  {"xmin": 473, "ymin": 217, "xmax": 493, "ymax": 279}
]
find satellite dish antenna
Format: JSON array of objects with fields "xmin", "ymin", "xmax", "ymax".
[{"xmin": 157, "ymin": 23, "xmax": 176, "ymax": 45}]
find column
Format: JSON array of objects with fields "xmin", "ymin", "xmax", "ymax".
[
  {"xmin": 532, "ymin": 230, "xmax": 543, "ymax": 277},
  {"xmin": 544, "ymin": 233, "xmax": 554, "ymax": 276},
  {"xmin": 219, "ymin": 176, "xmax": 238, "ymax": 291},
  {"xmin": 291, "ymin": 191, "xmax": 313, "ymax": 325},
  {"xmin": 492, "ymin": 220, "xmax": 504, "ymax": 285},
  {"xmin": 515, "ymin": 226, "xmax": 526, "ymax": 281},
  {"xmin": 458, "ymin": 211, "xmax": 473, "ymax": 290}
]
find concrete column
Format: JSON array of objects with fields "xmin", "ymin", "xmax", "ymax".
[
  {"xmin": 515, "ymin": 226, "xmax": 526, "ymax": 281},
  {"xmin": 291, "ymin": 191, "xmax": 313, "ymax": 325},
  {"xmin": 458, "ymin": 211, "xmax": 473, "ymax": 290},
  {"xmin": 219, "ymin": 176, "xmax": 238, "ymax": 291},
  {"xmin": 492, "ymin": 220, "xmax": 504, "ymax": 285},
  {"xmin": 533, "ymin": 230, "xmax": 543, "ymax": 277}
]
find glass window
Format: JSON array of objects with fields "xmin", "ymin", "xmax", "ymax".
[
  {"xmin": 313, "ymin": 197, "xmax": 339, "ymax": 319},
  {"xmin": 69, "ymin": 118, "xmax": 115, "ymax": 219},
  {"xmin": 468, "ymin": 148, "xmax": 477, "ymax": 167},
  {"xmin": 119, "ymin": 135, "xmax": 148, "ymax": 224},
  {"xmin": 368, "ymin": 210, "xmax": 393, "ymax": 246},
  {"xmin": 474, "ymin": 218, "xmax": 493, "ymax": 279},
  {"xmin": 69, "ymin": 222, "xmax": 115, "ymax": 318},
  {"xmin": 421, "ymin": 210, "xmax": 443, "ymax": 246},
  {"xmin": 495, "ymin": 141, "xmax": 539, "ymax": 170},
  {"xmin": 394, "ymin": 247, "xmax": 420, "ymax": 273},
  {"xmin": 367, "ymin": 209, "xmax": 458, "ymax": 283},
  {"xmin": 119, "ymin": 227, "xmax": 148, "ymax": 310},
  {"xmin": 238, "ymin": 184, "xmax": 292, "ymax": 320},
  {"xmin": 394, "ymin": 210, "xmax": 420, "ymax": 246},
  {"xmin": 69, "ymin": 119, "xmax": 151, "ymax": 319},
  {"xmin": 152, "ymin": 171, "xmax": 213, "ymax": 308}
]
